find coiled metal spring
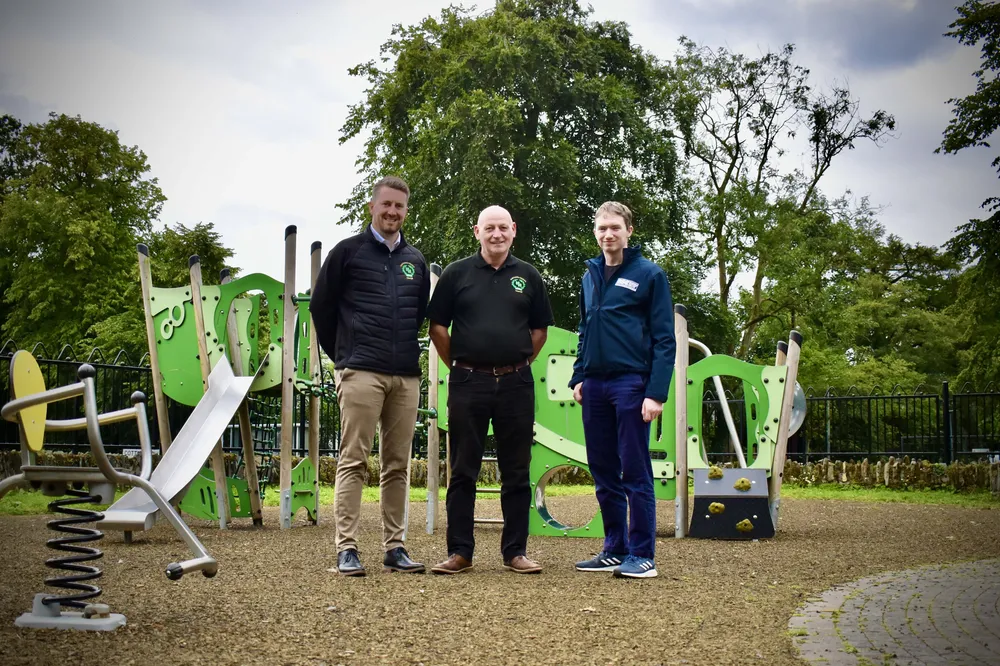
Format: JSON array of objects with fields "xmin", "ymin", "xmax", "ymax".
[{"xmin": 43, "ymin": 488, "xmax": 105, "ymax": 608}]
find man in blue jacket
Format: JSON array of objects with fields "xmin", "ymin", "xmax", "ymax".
[{"xmin": 569, "ymin": 201, "xmax": 675, "ymax": 579}]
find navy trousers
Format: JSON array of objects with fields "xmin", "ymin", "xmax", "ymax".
[{"xmin": 581, "ymin": 373, "xmax": 656, "ymax": 559}]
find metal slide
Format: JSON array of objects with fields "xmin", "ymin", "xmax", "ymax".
[{"xmin": 101, "ymin": 358, "xmax": 257, "ymax": 532}]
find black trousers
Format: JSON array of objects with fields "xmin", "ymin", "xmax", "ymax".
[{"xmin": 446, "ymin": 364, "xmax": 535, "ymax": 561}]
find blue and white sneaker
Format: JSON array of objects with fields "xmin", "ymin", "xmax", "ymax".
[
  {"xmin": 613, "ymin": 555, "xmax": 658, "ymax": 579},
  {"xmin": 575, "ymin": 551, "xmax": 627, "ymax": 572}
]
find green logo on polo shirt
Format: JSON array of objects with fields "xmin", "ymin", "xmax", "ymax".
[
  {"xmin": 510, "ymin": 276, "xmax": 527, "ymax": 293},
  {"xmin": 400, "ymin": 262, "xmax": 416, "ymax": 279}
]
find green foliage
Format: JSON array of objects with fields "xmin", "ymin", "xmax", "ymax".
[
  {"xmin": 752, "ymin": 202, "xmax": 963, "ymax": 391},
  {"xmin": 340, "ymin": 0, "xmax": 683, "ymax": 325},
  {"xmin": 0, "ymin": 113, "xmax": 165, "ymax": 352},
  {"xmin": 669, "ymin": 39, "xmax": 895, "ymax": 357},
  {"xmin": 0, "ymin": 113, "xmax": 237, "ymax": 358},
  {"xmin": 939, "ymin": 0, "xmax": 1000, "ymax": 178},
  {"xmin": 90, "ymin": 222, "xmax": 239, "ymax": 356},
  {"xmin": 938, "ymin": 1, "xmax": 1000, "ymax": 388}
]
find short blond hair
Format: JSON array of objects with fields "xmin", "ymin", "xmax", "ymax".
[{"xmin": 594, "ymin": 201, "xmax": 633, "ymax": 227}]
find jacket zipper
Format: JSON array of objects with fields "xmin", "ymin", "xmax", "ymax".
[{"xmin": 386, "ymin": 248, "xmax": 398, "ymax": 374}]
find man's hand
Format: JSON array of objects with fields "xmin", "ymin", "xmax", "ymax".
[
  {"xmin": 641, "ymin": 398, "xmax": 663, "ymax": 423},
  {"xmin": 573, "ymin": 382, "xmax": 583, "ymax": 404}
]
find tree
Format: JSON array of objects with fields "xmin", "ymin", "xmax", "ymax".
[
  {"xmin": 90, "ymin": 222, "xmax": 239, "ymax": 356},
  {"xmin": 0, "ymin": 115, "xmax": 26, "ymax": 335},
  {"xmin": 0, "ymin": 115, "xmax": 25, "ymax": 196},
  {"xmin": 938, "ymin": 0, "xmax": 1000, "ymax": 387},
  {"xmin": 340, "ymin": 0, "xmax": 684, "ymax": 325},
  {"xmin": 668, "ymin": 39, "xmax": 895, "ymax": 356},
  {"xmin": 939, "ymin": 0, "xmax": 1000, "ymax": 184},
  {"xmin": 750, "ymin": 206, "xmax": 963, "ymax": 391},
  {"xmin": 0, "ymin": 113, "xmax": 166, "ymax": 350}
]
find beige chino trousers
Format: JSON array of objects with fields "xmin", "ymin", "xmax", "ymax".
[{"xmin": 333, "ymin": 368, "xmax": 420, "ymax": 553}]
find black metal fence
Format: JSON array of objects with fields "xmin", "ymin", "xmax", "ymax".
[
  {"xmin": 699, "ymin": 382, "xmax": 1000, "ymax": 464},
  {"xmin": 2, "ymin": 344, "xmax": 998, "ymax": 464}
]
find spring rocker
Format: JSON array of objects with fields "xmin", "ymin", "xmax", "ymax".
[{"xmin": 0, "ymin": 351, "xmax": 216, "ymax": 631}]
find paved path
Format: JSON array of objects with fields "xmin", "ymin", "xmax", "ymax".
[{"xmin": 790, "ymin": 559, "xmax": 1000, "ymax": 665}]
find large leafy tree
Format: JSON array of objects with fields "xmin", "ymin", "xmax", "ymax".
[
  {"xmin": 751, "ymin": 205, "xmax": 962, "ymax": 391},
  {"xmin": 340, "ymin": 0, "xmax": 684, "ymax": 325},
  {"xmin": 669, "ymin": 39, "xmax": 895, "ymax": 356},
  {"xmin": 938, "ymin": 0, "xmax": 1000, "ymax": 387},
  {"xmin": 0, "ymin": 113, "xmax": 166, "ymax": 350}
]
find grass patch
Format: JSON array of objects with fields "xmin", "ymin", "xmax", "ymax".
[
  {"xmin": 0, "ymin": 490, "xmax": 122, "ymax": 515},
  {"xmin": 2, "ymin": 481, "xmax": 995, "ymax": 516},
  {"xmin": 0, "ymin": 484, "xmax": 598, "ymax": 516},
  {"xmin": 782, "ymin": 484, "xmax": 999, "ymax": 509}
]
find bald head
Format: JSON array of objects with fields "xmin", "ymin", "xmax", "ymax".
[
  {"xmin": 474, "ymin": 205, "xmax": 517, "ymax": 266},
  {"xmin": 477, "ymin": 205, "xmax": 512, "ymax": 226}
]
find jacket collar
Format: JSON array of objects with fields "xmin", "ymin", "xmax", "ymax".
[
  {"xmin": 586, "ymin": 245, "xmax": 643, "ymax": 271},
  {"xmin": 364, "ymin": 224, "xmax": 407, "ymax": 252}
]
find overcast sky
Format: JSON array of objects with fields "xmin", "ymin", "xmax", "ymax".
[{"xmin": 0, "ymin": 0, "xmax": 994, "ymax": 289}]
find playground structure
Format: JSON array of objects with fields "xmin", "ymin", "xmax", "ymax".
[
  {"xmin": 425, "ymin": 289, "xmax": 805, "ymax": 540},
  {"xmin": 101, "ymin": 225, "xmax": 327, "ymax": 535},
  {"xmin": 0, "ymin": 351, "xmax": 217, "ymax": 630}
]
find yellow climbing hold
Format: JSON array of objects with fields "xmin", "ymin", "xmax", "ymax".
[
  {"xmin": 708, "ymin": 466, "xmax": 724, "ymax": 480},
  {"xmin": 733, "ymin": 477, "xmax": 752, "ymax": 492},
  {"xmin": 736, "ymin": 519, "xmax": 754, "ymax": 532},
  {"xmin": 709, "ymin": 502, "xmax": 725, "ymax": 515}
]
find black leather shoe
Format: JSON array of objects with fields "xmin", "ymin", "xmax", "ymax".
[
  {"xmin": 337, "ymin": 549, "xmax": 366, "ymax": 577},
  {"xmin": 383, "ymin": 547, "xmax": 426, "ymax": 573}
]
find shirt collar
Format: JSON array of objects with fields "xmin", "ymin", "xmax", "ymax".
[
  {"xmin": 474, "ymin": 250, "xmax": 518, "ymax": 269},
  {"xmin": 369, "ymin": 224, "xmax": 401, "ymax": 250}
]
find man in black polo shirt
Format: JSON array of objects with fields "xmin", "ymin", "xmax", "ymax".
[{"xmin": 427, "ymin": 205, "xmax": 553, "ymax": 575}]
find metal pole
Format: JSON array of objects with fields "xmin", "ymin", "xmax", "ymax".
[
  {"xmin": 279, "ymin": 225, "xmax": 297, "ymax": 529},
  {"xmin": 308, "ymin": 241, "xmax": 322, "ymax": 524},
  {"xmin": 426, "ymin": 263, "xmax": 442, "ymax": 534},
  {"xmin": 673, "ymin": 304, "xmax": 689, "ymax": 539},
  {"xmin": 768, "ymin": 330, "xmax": 802, "ymax": 531},
  {"xmin": 942, "ymin": 381, "xmax": 952, "ymax": 464},
  {"xmin": 189, "ymin": 256, "xmax": 230, "ymax": 529},
  {"xmin": 137, "ymin": 244, "xmax": 173, "ymax": 453}
]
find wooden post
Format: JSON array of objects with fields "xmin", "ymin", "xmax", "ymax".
[
  {"xmin": 279, "ymin": 226, "xmax": 297, "ymax": 529},
  {"xmin": 308, "ymin": 241, "xmax": 322, "ymax": 525},
  {"xmin": 189, "ymin": 255, "xmax": 230, "ymax": 529},
  {"xmin": 220, "ymin": 268, "xmax": 263, "ymax": 526},
  {"xmin": 674, "ymin": 304, "xmax": 689, "ymax": 539},
  {"xmin": 768, "ymin": 331, "xmax": 803, "ymax": 531},
  {"xmin": 137, "ymin": 244, "xmax": 173, "ymax": 453},
  {"xmin": 775, "ymin": 340, "xmax": 788, "ymax": 366},
  {"xmin": 426, "ymin": 264, "xmax": 442, "ymax": 534}
]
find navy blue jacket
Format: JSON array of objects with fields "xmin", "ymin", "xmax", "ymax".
[{"xmin": 568, "ymin": 247, "xmax": 676, "ymax": 402}]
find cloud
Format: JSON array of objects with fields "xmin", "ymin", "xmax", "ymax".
[{"xmin": 652, "ymin": 0, "xmax": 957, "ymax": 72}]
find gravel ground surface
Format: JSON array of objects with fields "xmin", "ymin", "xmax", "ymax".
[{"xmin": 1, "ymin": 496, "xmax": 999, "ymax": 666}]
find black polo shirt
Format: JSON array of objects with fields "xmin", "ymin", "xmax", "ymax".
[{"xmin": 427, "ymin": 252, "xmax": 554, "ymax": 366}]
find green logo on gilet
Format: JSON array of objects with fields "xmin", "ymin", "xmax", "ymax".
[
  {"xmin": 510, "ymin": 276, "xmax": 527, "ymax": 293},
  {"xmin": 401, "ymin": 262, "xmax": 416, "ymax": 279}
]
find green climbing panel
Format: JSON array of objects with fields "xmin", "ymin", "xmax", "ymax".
[
  {"xmin": 215, "ymin": 272, "xmax": 286, "ymax": 394},
  {"xmin": 290, "ymin": 457, "xmax": 317, "ymax": 523},
  {"xmin": 178, "ymin": 467, "xmax": 253, "ymax": 520}
]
